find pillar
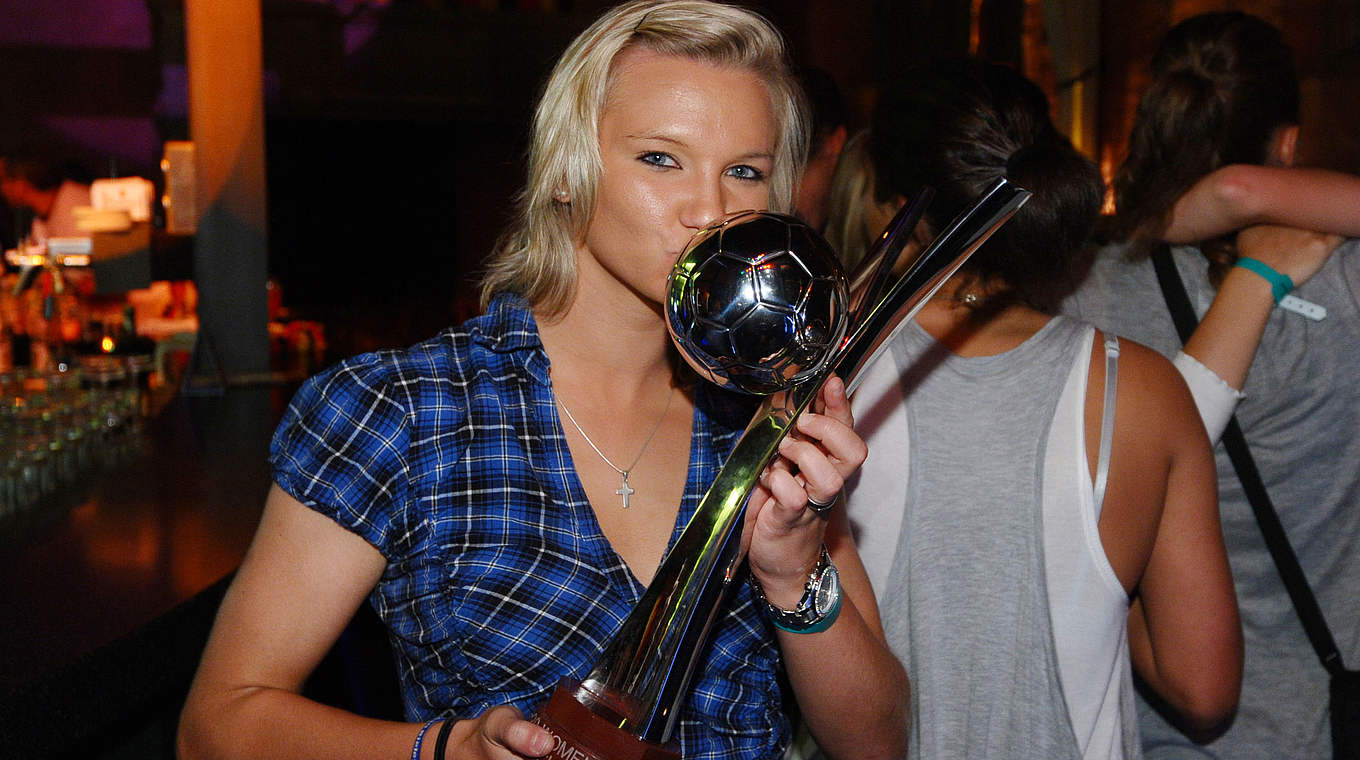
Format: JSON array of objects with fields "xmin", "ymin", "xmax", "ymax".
[{"xmin": 184, "ymin": 0, "xmax": 269, "ymax": 379}]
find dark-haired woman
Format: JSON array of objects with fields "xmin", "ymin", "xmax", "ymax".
[
  {"xmin": 842, "ymin": 59, "xmax": 1241, "ymax": 760},
  {"xmin": 1060, "ymin": 11, "xmax": 1360, "ymax": 759}
]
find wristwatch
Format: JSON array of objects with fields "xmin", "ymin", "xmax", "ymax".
[{"xmin": 751, "ymin": 545, "xmax": 842, "ymax": 634}]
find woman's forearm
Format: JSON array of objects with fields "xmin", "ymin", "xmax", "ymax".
[
  {"xmin": 779, "ymin": 594, "xmax": 910, "ymax": 760},
  {"xmin": 178, "ymin": 684, "xmax": 423, "ymax": 760},
  {"xmin": 1180, "ymin": 265, "xmax": 1275, "ymax": 393},
  {"xmin": 1166, "ymin": 165, "xmax": 1360, "ymax": 242},
  {"xmin": 776, "ymin": 522, "xmax": 909, "ymax": 760}
]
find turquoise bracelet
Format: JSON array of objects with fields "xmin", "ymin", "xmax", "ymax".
[
  {"xmin": 771, "ymin": 592, "xmax": 842, "ymax": 634},
  {"xmin": 1235, "ymin": 256, "xmax": 1294, "ymax": 304}
]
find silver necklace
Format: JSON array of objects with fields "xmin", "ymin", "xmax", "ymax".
[{"xmin": 556, "ymin": 385, "xmax": 676, "ymax": 508}]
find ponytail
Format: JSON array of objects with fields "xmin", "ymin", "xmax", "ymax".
[
  {"xmin": 872, "ymin": 60, "xmax": 1102, "ymax": 310},
  {"xmin": 1114, "ymin": 11, "xmax": 1298, "ymax": 275}
]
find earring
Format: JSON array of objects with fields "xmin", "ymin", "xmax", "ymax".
[{"xmin": 553, "ymin": 188, "xmax": 570, "ymax": 204}]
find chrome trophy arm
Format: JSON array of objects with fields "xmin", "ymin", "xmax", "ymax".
[{"xmin": 846, "ymin": 185, "xmax": 935, "ymax": 325}]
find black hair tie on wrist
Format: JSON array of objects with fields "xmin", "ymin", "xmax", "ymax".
[{"xmin": 432, "ymin": 718, "xmax": 455, "ymax": 760}]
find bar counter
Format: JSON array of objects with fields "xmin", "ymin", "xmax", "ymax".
[{"xmin": 0, "ymin": 385, "xmax": 286, "ymax": 755}]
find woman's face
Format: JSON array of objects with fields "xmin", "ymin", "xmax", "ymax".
[{"xmin": 579, "ymin": 46, "xmax": 778, "ymax": 307}]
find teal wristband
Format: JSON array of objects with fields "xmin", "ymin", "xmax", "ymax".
[
  {"xmin": 771, "ymin": 591, "xmax": 842, "ymax": 634},
  {"xmin": 1235, "ymin": 256, "xmax": 1294, "ymax": 304}
]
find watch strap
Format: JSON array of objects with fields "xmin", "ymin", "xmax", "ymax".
[{"xmin": 752, "ymin": 545, "xmax": 842, "ymax": 634}]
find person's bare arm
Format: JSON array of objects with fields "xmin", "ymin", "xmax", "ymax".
[
  {"xmin": 1109, "ymin": 348, "xmax": 1242, "ymax": 739},
  {"xmin": 1155, "ymin": 165, "xmax": 1347, "ymax": 439},
  {"xmin": 745, "ymin": 376, "xmax": 910, "ymax": 760},
  {"xmin": 779, "ymin": 510, "xmax": 909, "ymax": 760},
  {"xmin": 1178, "ymin": 225, "xmax": 1341, "ymax": 397},
  {"xmin": 1165, "ymin": 165, "xmax": 1360, "ymax": 243},
  {"xmin": 177, "ymin": 486, "xmax": 553, "ymax": 760}
]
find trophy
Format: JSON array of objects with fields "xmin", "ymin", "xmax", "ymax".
[{"xmin": 532, "ymin": 179, "xmax": 1031, "ymax": 759}]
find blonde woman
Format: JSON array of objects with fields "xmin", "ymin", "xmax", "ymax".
[
  {"xmin": 821, "ymin": 129, "xmax": 877, "ymax": 274},
  {"xmin": 176, "ymin": 3, "xmax": 907, "ymax": 760}
]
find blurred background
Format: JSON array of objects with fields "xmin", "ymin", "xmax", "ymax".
[
  {"xmin": 0, "ymin": 1, "xmax": 1356, "ymax": 758},
  {"xmin": 2, "ymin": 0, "xmax": 1356, "ymax": 362}
]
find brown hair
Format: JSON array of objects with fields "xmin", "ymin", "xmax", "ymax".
[
  {"xmin": 1113, "ymin": 12, "xmax": 1298, "ymax": 280},
  {"xmin": 870, "ymin": 59, "xmax": 1103, "ymax": 310}
]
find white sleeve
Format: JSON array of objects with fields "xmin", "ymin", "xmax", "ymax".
[
  {"xmin": 1172, "ymin": 350, "xmax": 1244, "ymax": 444},
  {"xmin": 846, "ymin": 352, "xmax": 911, "ymax": 599}
]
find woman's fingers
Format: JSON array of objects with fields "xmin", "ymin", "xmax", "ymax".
[
  {"xmin": 1237, "ymin": 224, "xmax": 1343, "ymax": 285},
  {"xmin": 761, "ymin": 462, "xmax": 832, "ymax": 520},
  {"xmin": 785, "ymin": 412, "xmax": 866, "ymax": 481},
  {"xmin": 453, "ymin": 706, "xmax": 554, "ymax": 759},
  {"xmin": 816, "ymin": 374, "xmax": 854, "ymax": 427}
]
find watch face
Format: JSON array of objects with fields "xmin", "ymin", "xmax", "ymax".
[{"xmin": 813, "ymin": 563, "xmax": 840, "ymax": 616}]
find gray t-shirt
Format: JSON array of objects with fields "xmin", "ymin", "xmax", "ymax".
[{"xmin": 1061, "ymin": 240, "xmax": 1360, "ymax": 759}]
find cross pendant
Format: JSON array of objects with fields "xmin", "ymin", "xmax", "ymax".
[{"xmin": 617, "ymin": 473, "xmax": 635, "ymax": 508}]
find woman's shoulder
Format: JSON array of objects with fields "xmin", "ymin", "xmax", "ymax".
[
  {"xmin": 300, "ymin": 296, "xmax": 544, "ymax": 413},
  {"xmin": 269, "ymin": 302, "xmax": 546, "ymax": 550},
  {"xmin": 1104, "ymin": 334, "xmax": 1200, "ymax": 438},
  {"xmin": 1111, "ymin": 334, "xmax": 1180, "ymax": 381},
  {"xmin": 292, "ymin": 332, "xmax": 464, "ymax": 424},
  {"xmin": 274, "ymin": 299, "xmax": 547, "ymax": 478}
]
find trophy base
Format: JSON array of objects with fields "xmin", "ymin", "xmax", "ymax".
[{"xmin": 532, "ymin": 680, "xmax": 680, "ymax": 760}]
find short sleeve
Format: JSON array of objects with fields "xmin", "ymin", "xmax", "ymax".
[
  {"xmin": 1172, "ymin": 350, "xmax": 1244, "ymax": 445},
  {"xmin": 269, "ymin": 354, "xmax": 413, "ymax": 556}
]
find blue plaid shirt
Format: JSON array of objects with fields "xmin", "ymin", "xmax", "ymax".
[{"xmin": 270, "ymin": 296, "xmax": 791, "ymax": 759}]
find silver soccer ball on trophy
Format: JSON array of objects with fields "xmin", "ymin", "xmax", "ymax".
[{"xmin": 665, "ymin": 210, "xmax": 850, "ymax": 395}]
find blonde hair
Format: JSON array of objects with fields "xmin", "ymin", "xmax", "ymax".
[
  {"xmin": 823, "ymin": 128, "xmax": 877, "ymax": 273},
  {"xmin": 479, "ymin": 0, "xmax": 809, "ymax": 316}
]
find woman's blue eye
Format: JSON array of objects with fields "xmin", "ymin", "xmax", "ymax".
[
  {"xmin": 727, "ymin": 165, "xmax": 767, "ymax": 182},
  {"xmin": 639, "ymin": 152, "xmax": 678, "ymax": 168}
]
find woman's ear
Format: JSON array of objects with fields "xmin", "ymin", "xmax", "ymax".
[{"xmin": 1267, "ymin": 124, "xmax": 1299, "ymax": 167}]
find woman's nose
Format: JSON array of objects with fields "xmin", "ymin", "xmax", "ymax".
[{"xmin": 679, "ymin": 175, "xmax": 728, "ymax": 231}]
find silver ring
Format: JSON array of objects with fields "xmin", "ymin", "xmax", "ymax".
[{"xmin": 805, "ymin": 494, "xmax": 837, "ymax": 514}]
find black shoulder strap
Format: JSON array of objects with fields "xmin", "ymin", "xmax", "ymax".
[{"xmin": 1150, "ymin": 244, "xmax": 1346, "ymax": 676}]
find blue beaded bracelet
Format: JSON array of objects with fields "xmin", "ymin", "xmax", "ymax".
[
  {"xmin": 1235, "ymin": 256, "xmax": 1294, "ymax": 304},
  {"xmin": 411, "ymin": 717, "xmax": 441, "ymax": 760}
]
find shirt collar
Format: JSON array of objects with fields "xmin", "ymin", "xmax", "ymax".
[{"xmin": 469, "ymin": 294, "xmax": 551, "ymax": 385}]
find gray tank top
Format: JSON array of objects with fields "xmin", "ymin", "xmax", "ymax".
[{"xmin": 880, "ymin": 315, "xmax": 1094, "ymax": 759}]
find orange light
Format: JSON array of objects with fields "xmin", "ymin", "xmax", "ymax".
[
  {"xmin": 1100, "ymin": 156, "xmax": 1117, "ymax": 216},
  {"xmin": 968, "ymin": 0, "xmax": 983, "ymax": 55},
  {"xmin": 101, "ymin": 336, "xmax": 116, "ymax": 353}
]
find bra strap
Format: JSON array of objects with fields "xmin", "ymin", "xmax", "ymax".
[{"xmin": 1092, "ymin": 334, "xmax": 1120, "ymax": 517}]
